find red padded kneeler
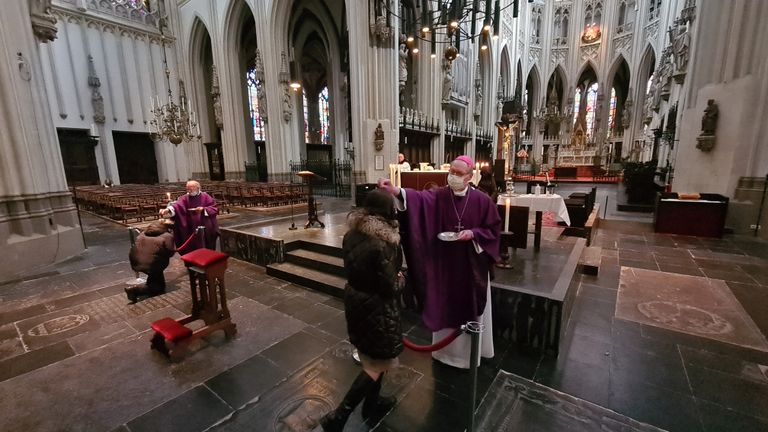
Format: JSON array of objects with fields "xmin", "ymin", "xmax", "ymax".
[
  {"xmin": 180, "ymin": 249, "xmax": 228, "ymax": 268},
  {"xmin": 151, "ymin": 318, "xmax": 192, "ymax": 343}
]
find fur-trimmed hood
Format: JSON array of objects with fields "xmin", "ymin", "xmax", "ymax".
[{"xmin": 347, "ymin": 210, "xmax": 400, "ymax": 245}]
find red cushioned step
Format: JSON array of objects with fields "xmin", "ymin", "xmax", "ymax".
[
  {"xmin": 151, "ymin": 318, "xmax": 192, "ymax": 342},
  {"xmin": 180, "ymin": 248, "xmax": 228, "ymax": 268}
]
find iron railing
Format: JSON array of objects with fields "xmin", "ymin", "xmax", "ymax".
[{"xmin": 289, "ymin": 159, "xmax": 353, "ymax": 198}]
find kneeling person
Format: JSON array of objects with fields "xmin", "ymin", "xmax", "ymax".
[{"xmin": 126, "ymin": 221, "xmax": 176, "ymax": 303}]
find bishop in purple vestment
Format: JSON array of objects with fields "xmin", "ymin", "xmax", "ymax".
[
  {"xmin": 379, "ymin": 156, "xmax": 501, "ymax": 368},
  {"xmin": 160, "ymin": 180, "xmax": 220, "ymax": 252}
]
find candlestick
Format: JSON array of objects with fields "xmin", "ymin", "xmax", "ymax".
[
  {"xmin": 504, "ymin": 198, "xmax": 510, "ymax": 232},
  {"xmin": 166, "ymin": 192, "xmax": 171, "ymax": 203}
]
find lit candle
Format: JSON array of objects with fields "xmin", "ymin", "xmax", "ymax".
[
  {"xmin": 396, "ymin": 165, "xmax": 401, "ymax": 188},
  {"xmin": 166, "ymin": 192, "xmax": 171, "ymax": 202},
  {"xmin": 504, "ymin": 197, "xmax": 510, "ymax": 232}
]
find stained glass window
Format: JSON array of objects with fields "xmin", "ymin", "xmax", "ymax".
[
  {"xmin": 319, "ymin": 86, "xmax": 330, "ymax": 144},
  {"xmin": 572, "ymin": 87, "xmax": 582, "ymax": 125},
  {"xmin": 585, "ymin": 82, "xmax": 598, "ymax": 140},
  {"xmin": 246, "ymin": 69, "xmax": 265, "ymax": 141},
  {"xmin": 607, "ymin": 87, "xmax": 617, "ymax": 136},
  {"xmin": 303, "ymin": 92, "xmax": 309, "ymax": 143}
]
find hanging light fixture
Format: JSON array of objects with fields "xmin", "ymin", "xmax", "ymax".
[
  {"xmin": 385, "ymin": 0, "xmax": 515, "ymax": 60},
  {"xmin": 112, "ymin": 0, "xmax": 200, "ymax": 145}
]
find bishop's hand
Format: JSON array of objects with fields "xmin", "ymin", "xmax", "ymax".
[
  {"xmin": 378, "ymin": 178, "xmax": 400, "ymax": 197},
  {"xmin": 457, "ymin": 230, "xmax": 474, "ymax": 241}
]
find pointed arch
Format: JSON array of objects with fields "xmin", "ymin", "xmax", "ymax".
[
  {"xmin": 499, "ymin": 44, "xmax": 512, "ymax": 99},
  {"xmin": 220, "ymin": 0, "xmax": 259, "ymax": 167},
  {"xmin": 189, "ymin": 17, "xmax": 217, "ymax": 142},
  {"xmin": 524, "ymin": 64, "xmax": 541, "ymax": 136},
  {"xmin": 636, "ymin": 43, "xmax": 657, "ymax": 127},
  {"xmin": 606, "ymin": 55, "xmax": 631, "ymax": 137},
  {"xmin": 575, "ymin": 60, "xmax": 600, "ymax": 87},
  {"xmin": 548, "ymin": 65, "xmax": 569, "ymax": 111}
]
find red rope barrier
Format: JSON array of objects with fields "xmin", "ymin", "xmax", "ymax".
[
  {"xmin": 402, "ymin": 328, "xmax": 462, "ymax": 352},
  {"xmin": 176, "ymin": 230, "xmax": 200, "ymax": 254}
]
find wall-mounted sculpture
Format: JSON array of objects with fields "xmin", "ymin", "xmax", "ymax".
[
  {"xmin": 398, "ymin": 41, "xmax": 408, "ymax": 95},
  {"xmin": 210, "ymin": 64, "xmax": 223, "ymax": 129},
  {"xmin": 474, "ymin": 61, "xmax": 483, "ymax": 119},
  {"xmin": 369, "ymin": 0, "xmax": 393, "ymax": 46},
  {"xmin": 442, "ymin": 57, "xmax": 453, "ymax": 104},
  {"xmin": 30, "ymin": 0, "xmax": 58, "ymax": 43},
  {"xmin": 696, "ymin": 99, "xmax": 718, "ymax": 152},
  {"xmin": 279, "ymin": 51, "xmax": 292, "ymax": 122},
  {"xmin": 670, "ymin": 18, "xmax": 690, "ymax": 82},
  {"xmin": 87, "ymin": 55, "xmax": 105, "ymax": 124},
  {"xmin": 373, "ymin": 123, "xmax": 384, "ymax": 151},
  {"xmin": 254, "ymin": 49, "xmax": 268, "ymax": 124}
]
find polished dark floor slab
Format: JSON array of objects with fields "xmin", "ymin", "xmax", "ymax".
[
  {"xmin": 2, "ymin": 198, "xmax": 768, "ymax": 431},
  {"xmin": 475, "ymin": 370, "xmax": 666, "ymax": 431},
  {"xmin": 210, "ymin": 342, "xmax": 421, "ymax": 432}
]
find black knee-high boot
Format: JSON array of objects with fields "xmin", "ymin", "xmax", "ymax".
[
  {"xmin": 320, "ymin": 371, "xmax": 374, "ymax": 432},
  {"xmin": 362, "ymin": 372, "xmax": 397, "ymax": 424}
]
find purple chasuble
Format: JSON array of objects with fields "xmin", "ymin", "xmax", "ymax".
[
  {"xmin": 400, "ymin": 186, "xmax": 501, "ymax": 331},
  {"xmin": 170, "ymin": 192, "xmax": 220, "ymax": 252}
]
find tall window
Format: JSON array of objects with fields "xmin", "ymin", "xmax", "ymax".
[
  {"xmin": 246, "ymin": 69, "xmax": 265, "ymax": 141},
  {"xmin": 572, "ymin": 87, "xmax": 582, "ymax": 125},
  {"xmin": 585, "ymin": 82, "xmax": 598, "ymax": 140},
  {"xmin": 318, "ymin": 86, "xmax": 330, "ymax": 144},
  {"xmin": 607, "ymin": 87, "xmax": 617, "ymax": 136},
  {"xmin": 303, "ymin": 92, "xmax": 309, "ymax": 143}
]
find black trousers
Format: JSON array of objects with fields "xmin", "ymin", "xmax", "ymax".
[{"xmin": 146, "ymin": 271, "xmax": 166, "ymax": 293}]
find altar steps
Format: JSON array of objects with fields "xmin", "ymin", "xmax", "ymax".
[{"xmin": 266, "ymin": 241, "xmax": 346, "ymax": 298}]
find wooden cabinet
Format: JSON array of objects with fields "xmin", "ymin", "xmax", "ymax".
[{"xmin": 654, "ymin": 193, "xmax": 729, "ymax": 238}]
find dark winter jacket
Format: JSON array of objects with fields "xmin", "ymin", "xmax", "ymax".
[
  {"xmin": 342, "ymin": 211, "xmax": 404, "ymax": 360},
  {"xmin": 129, "ymin": 222, "xmax": 176, "ymax": 274}
]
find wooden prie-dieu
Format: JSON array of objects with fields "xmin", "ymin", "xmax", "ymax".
[{"xmin": 150, "ymin": 248, "xmax": 237, "ymax": 361}]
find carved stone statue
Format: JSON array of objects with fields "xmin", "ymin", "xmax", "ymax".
[
  {"xmin": 696, "ymin": 99, "xmax": 718, "ymax": 152},
  {"xmin": 643, "ymin": 93, "xmax": 653, "ymax": 124},
  {"xmin": 373, "ymin": 123, "xmax": 385, "ymax": 151},
  {"xmin": 29, "ymin": 0, "xmax": 58, "ymax": 43},
  {"xmin": 673, "ymin": 22, "xmax": 691, "ymax": 74},
  {"xmin": 92, "ymin": 90, "xmax": 105, "ymax": 124},
  {"xmin": 87, "ymin": 55, "xmax": 105, "ymax": 123},
  {"xmin": 254, "ymin": 50, "xmax": 267, "ymax": 124},
  {"xmin": 282, "ymin": 88, "xmax": 292, "ymax": 122},
  {"xmin": 399, "ymin": 43, "xmax": 408, "ymax": 93},
  {"xmin": 210, "ymin": 64, "xmax": 223, "ymax": 128},
  {"xmin": 659, "ymin": 47, "xmax": 673, "ymax": 98},
  {"xmin": 442, "ymin": 58, "xmax": 453, "ymax": 103},
  {"xmin": 701, "ymin": 99, "xmax": 718, "ymax": 136},
  {"xmin": 621, "ymin": 98, "xmax": 633, "ymax": 130}
]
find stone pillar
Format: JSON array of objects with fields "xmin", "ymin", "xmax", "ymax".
[
  {"xmin": 0, "ymin": 0, "xmax": 84, "ymax": 282},
  {"xmin": 346, "ymin": 0, "xmax": 400, "ymax": 182}
]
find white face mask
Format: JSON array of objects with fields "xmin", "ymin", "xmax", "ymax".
[
  {"xmin": 188, "ymin": 190, "xmax": 200, "ymax": 197},
  {"xmin": 447, "ymin": 174, "xmax": 467, "ymax": 192}
]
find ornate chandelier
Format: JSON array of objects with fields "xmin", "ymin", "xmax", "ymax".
[
  {"xmin": 377, "ymin": 0, "xmax": 517, "ymax": 59},
  {"xmin": 111, "ymin": 0, "xmax": 199, "ymax": 145}
]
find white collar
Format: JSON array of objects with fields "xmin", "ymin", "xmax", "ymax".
[{"xmin": 452, "ymin": 186, "xmax": 469, "ymax": 196}]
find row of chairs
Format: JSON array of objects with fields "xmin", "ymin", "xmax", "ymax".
[{"xmin": 74, "ymin": 181, "xmax": 308, "ymax": 223}]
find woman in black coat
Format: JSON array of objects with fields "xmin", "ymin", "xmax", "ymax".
[{"xmin": 320, "ymin": 189, "xmax": 403, "ymax": 431}]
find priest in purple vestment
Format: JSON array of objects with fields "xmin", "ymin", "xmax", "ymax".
[
  {"xmin": 379, "ymin": 155, "xmax": 501, "ymax": 368},
  {"xmin": 159, "ymin": 180, "xmax": 220, "ymax": 252}
]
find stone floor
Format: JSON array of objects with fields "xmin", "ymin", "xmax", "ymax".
[{"xmin": 1, "ymin": 186, "xmax": 768, "ymax": 431}]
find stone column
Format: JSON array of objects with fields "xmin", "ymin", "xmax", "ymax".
[{"xmin": 0, "ymin": 0, "xmax": 84, "ymax": 282}]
